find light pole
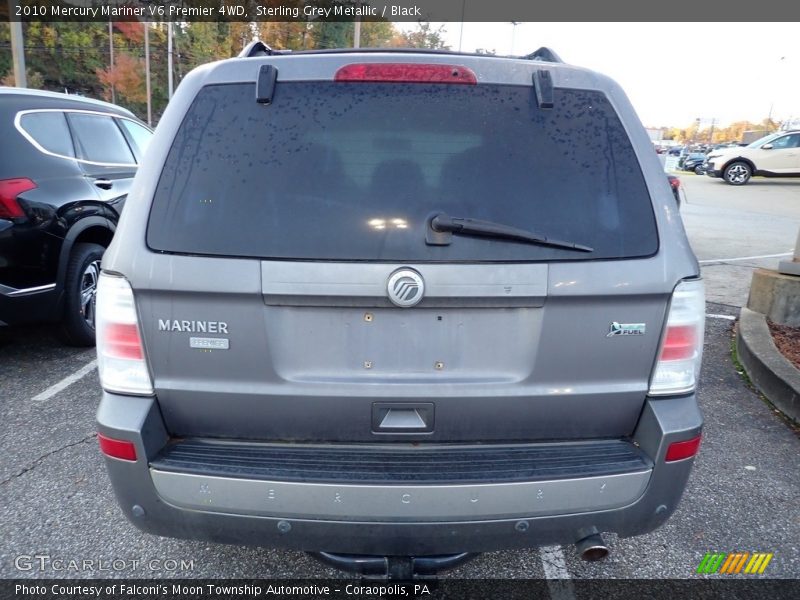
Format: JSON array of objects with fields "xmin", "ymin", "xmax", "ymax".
[
  {"xmin": 144, "ymin": 22, "xmax": 151, "ymax": 126},
  {"xmin": 767, "ymin": 56, "xmax": 785, "ymax": 131},
  {"xmin": 8, "ymin": 0, "xmax": 27, "ymax": 87},
  {"xmin": 693, "ymin": 117, "xmax": 716, "ymax": 146},
  {"xmin": 108, "ymin": 20, "xmax": 115, "ymax": 103},
  {"xmin": 353, "ymin": 0, "xmax": 361, "ymax": 48},
  {"xmin": 510, "ymin": 22, "xmax": 520, "ymax": 55},
  {"xmin": 458, "ymin": 0, "xmax": 466, "ymax": 52},
  {"xmin": 167, "ymin": 21, "xmax": 174, "ymax": 99}
]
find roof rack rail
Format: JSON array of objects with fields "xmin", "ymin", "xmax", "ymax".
[
  {"xmin": 522, "ymin": 47, "xmax": 563, "ymax": 64},
  {"xmin": 239, "ymin": 41, "xmax": 276, "ymax": 58}
]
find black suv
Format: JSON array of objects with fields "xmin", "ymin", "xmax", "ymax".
[{"xmin": 0, "ymin": 88, "xmax": 152, "ymax": 345}]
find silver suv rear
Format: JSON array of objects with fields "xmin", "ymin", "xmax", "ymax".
[{"xmin": 96, "ymin": 45, "xmax": 704, "ymax": 576}]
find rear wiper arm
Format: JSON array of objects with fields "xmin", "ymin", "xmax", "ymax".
[{"xmin": 426, "ymin": 213, "xmax": 594, "ymax": 253}]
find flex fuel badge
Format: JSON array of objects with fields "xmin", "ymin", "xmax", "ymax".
[{"xmin": 607, "ymin": 322, "xmax": 646, "ymax": 337}]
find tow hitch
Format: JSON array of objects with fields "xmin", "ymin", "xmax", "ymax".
[{"xmin": 309, "ymin": 552, "xmax": 478, "ymax": 579}]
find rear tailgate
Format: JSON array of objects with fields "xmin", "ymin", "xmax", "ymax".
[
  {"xmin": 135, "ymin": 255, "xmax": 668, "ymax": 442},
  {"xmin": 130, "ymin": 55, "xmax": 685, "ymax": 443}
]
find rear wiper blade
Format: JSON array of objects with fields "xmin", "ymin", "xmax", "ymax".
[{"xmin": 426, "ymin": 213, "xmax": 594, "ymax": 252}]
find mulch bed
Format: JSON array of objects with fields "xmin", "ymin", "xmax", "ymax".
[{"xmin": 767, "ymin": 319, "xmax": 800, "ymax": 371}]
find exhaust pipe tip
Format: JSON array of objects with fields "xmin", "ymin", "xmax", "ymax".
[{"xmin": 576, "ymin": 533, "xmax": 609, "ymax": 561}]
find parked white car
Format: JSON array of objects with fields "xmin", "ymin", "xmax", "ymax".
[{"xmin": 705, "ymin": 131, "xmax": 800, "ymax": 185}]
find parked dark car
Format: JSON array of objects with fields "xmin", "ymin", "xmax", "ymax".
[
  {"xmin": 682, "ymin": 152, "xmax": 707, "ymax": 174},
  {"xmin": 0, "ymin": 88, "xmax": 152, "ymax": 345}
]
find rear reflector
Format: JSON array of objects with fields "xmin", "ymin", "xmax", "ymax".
[
  {"xmin": 334, "ymin": 63, "xmax": 477, "ymax": 84},
  {"xmin": 98, "ymin": 433, "xmax": 137, "ymax": 461},
  {"xmin": 96, "ymin": 274, "xmax": 153, "ymax": 395},
  {"xmin": 0, "ymin": 177, "xmax": 36, "ymax": 219},
  {"xmin": 649, "ymin": 279, "xmax": 705, "ymax": 396},
  {"xmin": 665, "ymin": 435, "xmax": 702, "ymax": 462}
]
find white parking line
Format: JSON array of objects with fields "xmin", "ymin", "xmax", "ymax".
[
  {"xmin": 698, "ymin": 252, "xmax": 792, "ymax": 264},
  {"xmin": 32, "ymin": 359, "xmax": 97, "ymax": 402},
  {"xmin": 539, "ymin": 546, "xmax": 576, "ymax": 600},
  {"xmin": 706, "ymin": 313, "xmax": 736, "ymax": 321}
]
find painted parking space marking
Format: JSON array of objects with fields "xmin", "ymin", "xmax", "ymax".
[
  {"xmin": 699, "ymin": 252, "xmax": 792, "ymax": 265},
  {"xmin": 32, "ymin": 359, "xmax": 97, "ymax": 402},
  {"xmin": 539, "ymin": 546, "xmax": 575, "ymax": 600}
]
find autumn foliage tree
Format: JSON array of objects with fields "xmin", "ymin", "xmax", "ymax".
[
  {"xmin": 113, "ymin": 22, "xmax": 144, "ymax": 44},
  {"xmin": 96, "ymin": 53, "xmax": 146, "ymax": 105},
  {"xmin": 1, "ymin": 68, "xmax": 44, "ymax": 88},
  {"xmin": 390, "ymin": 22, "xmax": 450, "ymax": 49}
]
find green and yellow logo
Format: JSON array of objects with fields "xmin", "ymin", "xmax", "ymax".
[{"xmin": 696, "ymin": 552, "xmax": 773, "ymax": 575}]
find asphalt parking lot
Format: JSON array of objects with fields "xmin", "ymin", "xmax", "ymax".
[{"xmin": 1, "ymin": 175, "xmax": 798, "ymax": 582}]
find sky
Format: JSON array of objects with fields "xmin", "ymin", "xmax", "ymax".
[{"xmin": 408, "ymin": 22, "xmax": 799, "ymax": 129}]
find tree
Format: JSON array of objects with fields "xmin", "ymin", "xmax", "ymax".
[
  {"xmin": 1, "ymin": 68, "xmax": 44, "ymax": 88},
  {"xmin": 313, "ymin": 22, "xmax": 353, "ymax": 50},
  {"xmin": 114, "ymin": 22, "xmax": 144, "ymax": 44},
  {"xmin": 96, "ymin": 53, "xmax": 146, "ymax": 105},
  {"xmin": 18, "ymin": 22, "xmax": 108, "ymax": 95},
  {"xmin": 257, "ymin": 22, "xmax": 310, "ymax": 50},
  {"xmin": 392, "ymin": 22, "xmax": 450, "ymax": 49},
  {"xmin": 761, "ymin": 117, "xmax": 780, "ymax": 132},
  {"xmin": 359, "ymin": 21, "xmax": 397, "ymax": 48}
]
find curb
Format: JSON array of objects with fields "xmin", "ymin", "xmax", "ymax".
[{"xmin": 736, "ymin": 307, "xmax": 800, "ymax": 423}]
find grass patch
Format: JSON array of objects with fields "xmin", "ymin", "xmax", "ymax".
[{"xmin": 730, "ymin": 323, "xmax": 753, "ymax": 389}]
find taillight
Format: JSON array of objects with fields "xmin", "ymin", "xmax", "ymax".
[
  {"xmin": 104, "ymin": 323, "xmax": 144, "ymax": 360},
  {"xmin": 97, "ymin": 433, "xmax": 137, "ymax": 461},
  {"xmin": 665, "ymin": 434, "xmax": 702, "ymax": 462},
  {"xmin": 96, "ymin": 273, "xmax": 153, "ymax": 395},
  {"xmin": 660, "ymin": 325, "xmax": 697, "ymax": 361},
  {"xmin": 649, "ymin": 280, "xmax": 705, "ymax": 396},
  {"xmin": 669, "ymin": 177, "xmax": 681, "ymax": 190},
  {"xmin": 334, "ymin": 63, "xmax": 477, "ymax": 84},
  {"xmin": 0, "ymin": 177, "xmax": 36, "ymax": 219}
]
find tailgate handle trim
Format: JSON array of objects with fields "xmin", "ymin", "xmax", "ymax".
[
  {"xmin": 379, "ymin": 409, "xmax": 427, "ymax": 429},
  {"xmin": 372, "ymin": 402, "xmax": 434, "ymax": 433}
]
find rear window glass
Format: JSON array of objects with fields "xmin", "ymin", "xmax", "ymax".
[
  {"xmin": 119, "ymin": 118, "xmax": 153, "ymax": 158},
  {"xmin": 67, "ymin": 113, "xmax": 135, "ymax": 165},
  {"xmin": 147, "ymin": 81, "xmax": 658, "ymax": 262},
  {"xmin": 19, "ymin": 111, "xmax": 75, "ymax": 158}
]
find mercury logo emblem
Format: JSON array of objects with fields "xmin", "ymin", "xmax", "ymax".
[{"xmin": 387, "ymin": 269, "xmax": 424, "ymax": 307}]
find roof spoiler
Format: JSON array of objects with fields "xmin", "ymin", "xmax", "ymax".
[
  {"xmin": 522, "ymin": 47, "xmax": 563, "ymax": 63},
  {"xmin": 240, "ymin": 41, "xmax": 280, "ymax": 58}
]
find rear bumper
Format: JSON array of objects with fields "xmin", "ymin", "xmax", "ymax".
[
  {"xmin": 0, "ymin": 221, "xmax": 62, "ymax": 324},
  {"xmin": 97, "ymin": 392, "xmax": 702, "ymax": 555},
  {"xmin": 0, "ymin": 283, "xmax": 60, "ymax": 325}
]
